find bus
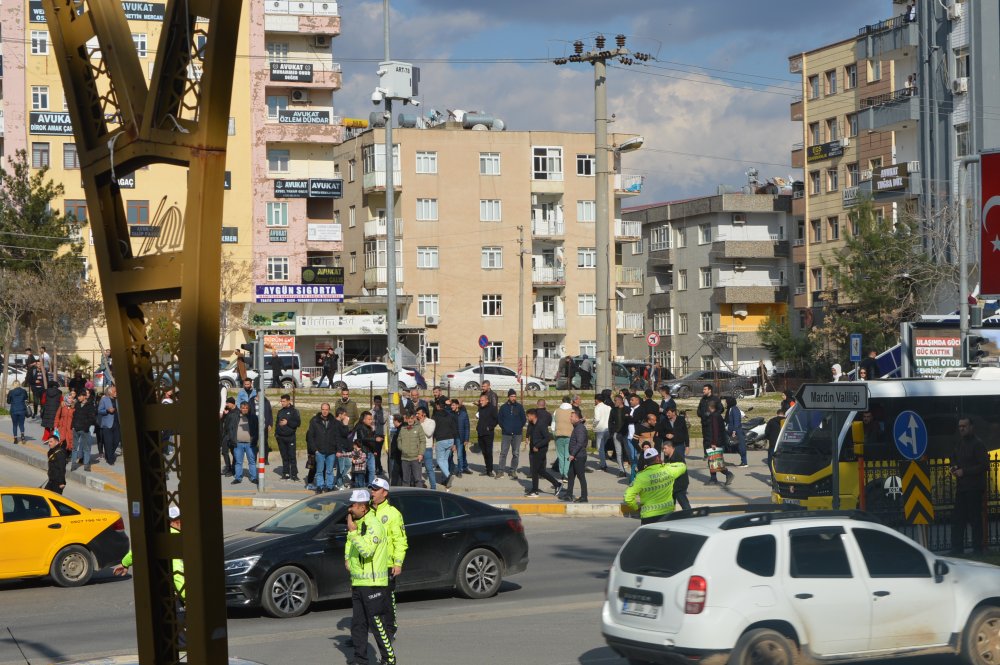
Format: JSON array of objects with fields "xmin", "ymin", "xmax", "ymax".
[{"xmin": 770, "ymin": 372, "xmax": 1000, "ymax": 510}]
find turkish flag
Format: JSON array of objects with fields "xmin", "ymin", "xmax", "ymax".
[{"xmin": 981, "ymin": 152, "xmax": 1000, "ymax": 297}]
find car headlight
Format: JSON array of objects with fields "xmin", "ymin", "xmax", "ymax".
[{"xmin": 224, "ymin": 555, "xmax": 261, "ymax": 575}]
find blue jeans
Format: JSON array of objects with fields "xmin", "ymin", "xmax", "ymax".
[
  {"xmin": 457, "ymin": 440, "xmax": 469, "ymax": 472},
  {"xmin": 313, "ymin": 452, "xmax": 338, "ymax": 490},
  {"xmin": 627, "ymin": 439, "xmax": 639, "ymax": 483},
  {"xmin": 11, "ymin": 413, "xmax": 25, "ymax": 438},
  {"xmin": 366, "ymin": 453, "xmax": 376, "ymax": 485},
  {"xmin": 73, "ymin": 430, "xmax": 93, "ymax": 465},
  {"xmin": 435, "ymin": 439, "xmax": 454, "ymax": 479},
  {"xmin": 595, "ymin": 430, "xmax": 610, "ymax": 468},
  {"xmin": 732, "ymin": 431, "xmax": 748, "ymax": 465},
  {"xmin": 333, "ymin": 455, "xmax": 351, "ymax": 488},
  {"xmin": 234, "ymin": 442, "xmax": 258, "ymax": 481},
  {"xmin": 423, "ymin": 448, "xmax": 436, "ymax": 489}
]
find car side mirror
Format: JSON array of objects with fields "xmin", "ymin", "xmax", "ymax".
[{"xmin": 934, "ymin": 559, "xmax": 949, "ymax": 582}]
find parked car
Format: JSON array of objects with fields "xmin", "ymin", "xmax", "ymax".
[
  {"xmin": 668, "ymin": 369, "xmax": 754, "ymax": 399},
  {"xmin": 602, "ymin": 505, "xmax": 1000, "ymax": 665},
  {"xmin": 219, "ymin": 353, "xmax": 310, "ymax": 390},
  {"xmin": 0, "ymin": 487, "xmax": 130, "ymax": 587},
  {"xmin": 3, "ymin": 365, "xmax": 27, "ymax": 387},
  {"xmin": 439, "ymin": 364, "xmax": 546, "ymax": 392},
  {"xmin": 554, "ymin": 356, "xmax": 631, "ymax": 391},
  {"xmin": 223, "ymin": 488, "xmax": 529, "ymax": 618},
  {"xmin": 326, "ymin": 362, "xmax": 418, "ymax": 392}
]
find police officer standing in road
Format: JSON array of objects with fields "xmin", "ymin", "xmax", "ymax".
[
  {"xmin": 368, "ymin": 477, "xmax": 408, "ymax": 638},
  {"xmin": 624, "ymin": 445, "xmax": 688, "ymax": 524},
  {"xmin": 345, "ymin": 488, "xmax": 396, "ymax": 665}
]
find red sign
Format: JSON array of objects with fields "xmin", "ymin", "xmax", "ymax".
[
  {"xmin": 646, "ymin": 331, "xmax": 661, "ymax": 347},
  {"xmin": 981, "ymin": 152, "xmax": 1000, "ymax": 297},
  {"xmin": 263, "ymin": 335, "xmax": 295, "ymax": 353}
]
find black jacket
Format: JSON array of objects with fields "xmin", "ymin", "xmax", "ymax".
[
  {"xmin": 275, "ymin": 406, "xmax": 301, "ymax": 439},
  {"xmin": 527, "ymin": 419, "xmax": 553, "ymax": 450},
  {"xmin": 697, "ymin": 394, "xmax": 722, "ymax": 423},
  {"xmin": 306, "ymin": 413, "xmax": 339, "ymax": 456},
  {"xmin": 71, "ymin": 401, "xmax": 98, "ymax": 432},
  {"xmin": 665, "ymin": 443, "xmax": 689, "ymax": 495},
  {"xmin": 41, "ymin": 386, "xmax": 63, "ymax": 428},
  {"xmin": 355, "ymin": 422, "xmax": 379, "ymax": 455},
  {"xmin": 568, "ymin": 421, "xmax": 589, "ymax": 458},
  {"xmin": 232, "ymin": 412, "xmax": 260, "ymax": 445},
  {"xmin": 220, "ymin": 408, "xmax": 240, "ymax": 448},
  {"xmin": 764, "ymin": 416, "xmax": 783, "ymax": 449},
  {"xmin": 955, "ymin": 434, "xmax": 989, "ymax": 493},
  {"xmin": 609, "ymin": 405, "xmax": 629, "ymax": 436},
  {"xmin": 47, "ymin": 444, "xmax": 68, "ymax": 487},
  {"xmin": 535, "ymin": 408, "xmax": 552, "ymax": 433},
  {"xmin": 433, "ymin": 409, "xmax": 458, "ymax": 441},
  {"xmin": 476, "ymin": 403, "xmax": 499, "ymax": 435},
  {"xmin": 661, "ymin": 414, "xmax": 689, "ymax": 448}
]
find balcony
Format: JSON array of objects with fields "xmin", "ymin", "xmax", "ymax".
[
  {"xmin": 615, "ymin": 219, "xmax": 642, "ymax": 240},
  {"xmin": 790, "ymin": 96, "xmax": 803, "ymax": 121},
  {"xmin": 647, "ymin": 291, "xmax": 671, "ymax": 311},
  {"xmin": 364, "ymin": 266, "xmax": 404, "ymax": 286},
  {"xmin": 532, "ymin": 266, "xmax": 565, "ymax": 286},
  {"xmin": 859, "ymin": 89, "xmax": 920, "ymax": 133},
  {"xmin": 617, "ymin": 311, "xmax": 644, "ymax": 333},
  {"xmin": 795, "ymin": 285, "xmax": 806, "ymax": 295},
  {"xmin": 262, "ymin": 115, "xmax": 345, "ymax": 144},
  {"xmin": 532, "ymin": 314, "xmax": 566, "ymax": 331},
  {"xmin": 363, "ymin": 170, "xmax": 403, "ymax": 192},
  {"xmin": 711, "ymin": 284, "xmax": 784, "ymax": 306},
  {"xmin": 614, "ymin": 173, "xmax": 644, "ymax": 196},
  {"xmin": 615, "ymin": 265, "xmax": 643, "ymax": 287},
  {"xmin": 711, "ymin": 240, "xmax": 781, "ymax": 260},
  {"xmin": 264, "ymin": 1, "xmax": 341, "ymax": 35},
  {"xmin": 792, "ymin": 194, "xmax": 805, "ymax": 217},
  {"xmin": 856, "ymin": 14, "xmax": 919, "ymax": 61},
  {"xmin": 531, "ymin": 219, "xmax": 565, "ymax": 238},
  {"xmin": 364, "ymin": 218, "xmax": 403, "ymax": 238},
  {"xmin": 791, "ymin": 142, "xmax": 804, "ymax": 169}
]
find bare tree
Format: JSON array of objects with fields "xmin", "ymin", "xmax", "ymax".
[
  {"xmin": 219, "ymin": 253, "xmax": 252, "ymax": 351},
  {"xmin": 0, "ymin": 269, "xmax": 40, "ymax": 405}
]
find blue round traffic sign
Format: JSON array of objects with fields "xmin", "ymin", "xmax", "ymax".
[
  {"xmin": 478, "ymin": 335, "xmax": 489, "ymax": 349},
  {"xmin": 893, "ymin": 410, "xmax": 928, "ymax": 460}
]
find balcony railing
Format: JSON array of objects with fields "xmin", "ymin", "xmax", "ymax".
[
  {"xmin": 616, "ymin": 265, "xmax": 643, "ymax": 284},
  {"xmin": 532, "ymin": 266, "xmax": 565, "ymax": 284},
  {"xmin": 614, "ymin": 173, "xmax": 644, "ymax": 194},
  {"xmin": 858, "ymin": 13, "xmax": 909, "ymax": 37},
  {"xmin": 532, "ymin": 314, "xmax": 566, "ymax": 330},
  {"xmin": 364, "ymin": 266, "xmax": 404, "ymax": 284},
  {"xmin": 615, "ymin": 219, "xmax": 642, "ymax": 239},
  {"xmin": 363, "ymin": 170, "xmax": 402, "ymax": 190},
  {"xmin": 617, "ymin": 311, "xmax": 644, "ymax": 331},
  {"xmin": 650, "ymin": 239, "xmax": 672, "ymax": 252},
  {"xmin": 364, "ymin": 218, "xmax": 403, "ymax": 238},
  {"xmin": 531, "ymin": 219, "xmax": 565, "ymax": 237},
  {"xmin": 861, "ymin": 88, "xmax": 914, "ymax": 110},
  {"xmin": 795, "ymin": 285, "xmax": 806, "ymax": 295},
  {"xmin": 793, "ymin": 238, "xmax": 805, "ymax": 247},
  {"xmin": 265, "ymin": 0, "xmax": 339, "ymax": 15}
]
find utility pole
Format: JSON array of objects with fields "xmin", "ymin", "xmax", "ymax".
[
  {"xmin": 958, "ymin": 155, "xmax": 980, "ymax": 339},
  {"xmin": 555, "ymin": 36, "xmax": 650, "ymax": 391},
  {"xmin": 517, "ymin": 225, "xmax": 525, "ymax": 382},
  {"xmin": 383, "ymin": 0, "xmax": 398, "ymax": 407}
]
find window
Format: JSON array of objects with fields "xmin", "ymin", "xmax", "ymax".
[
  {"xmin": 482, "ymin": 294, "xmax": 503, "ymax": 317},
  {"xmin": 847, "ymin": 162, "xmax": 860, "ymax": 187},
  {"xmin": 266, "ymin": 257, "xmax": 289, "ymax": 281},
  {"xmin": 415, "ymin": 151, "xmax": 438, "ymax": 174},
  {"xmin": 227, "ymin": 117, "xmax": 236, "ymax": 135},
  {"xmin": 955, "ymin": 47, "xmax": 970, "ymax": 79},
  {"xmin": 349, "ymin": 252, "xmax": 357, "ymax": 274},
  {"xmin": 869, "ymin": 157, "xmax": 883, "ymax": 172},
  {"xmin": 30, "ymin": 30, "xmax": 48, "ymax": 55},
  {"xmin": 349, "ymin": 205, "xmax": 356, "ymax": 228},
  {"xmin": 126, "ymin": 200, "xmax": 149, "ymax": 225},
  {"xmin": 484, "ymin": 341, "xmax": 503, "ymax": 362},
  {"xmin": 480, "ymin": 199, "xmax": 502, "ymax": 222},
  {"xmin": 30, "ymin": 142, "xmax": 49, "ymax": 169},
  {"xmin": 532, "ymin": 146, "xmax": 563, "ymax": 180},
  {"xmin": 31, "ymin": 86, "xmax": 49, "ymax": 110},
  {"xmin": 810, "ymin": 170, "xmax": 821, "ymax": 195},
  {"xmin": 852, "ymin": 528, "xmax": 930, "ymax": 578},
  {"xmin": 267, "ymin": 149, "xmax": 289, "ymax": 172},
  {"xmin": 825, "ymin": 69, "xmax": 837, "ymax": 95},
  {"xmin": 417, "ymin": 295, "xmax": 439, "ymax": 317},
  {"xmin": 808, "ymin": 74, "xmax": 819, "ymax": 99},
  {"xmin": 348, "ymin": 160, "xmax": 356, "ymax": 182},
  {"xmin": 266, "ymin": 95, "xmax": 288, "ymax": 119},
  {"xmin": 868, "ymin": 58, "xmax": 881, "ymax": 82},
  {"xmin": 808, "ymin": 122, "xmax": 820, "ymax": 146},
  {"xmin": 52, "ymin": 498, "xmax": 81, "ymax": 517},
  {"xmin": 266, "ymin": 202, "xmax": 288, "ymax": 227},
  {"xmin": 811, "ymin": 219, "xmax": 822, "ymax": 242},
  {"xmin": 699, "ymin": 224, "xmax": 711, "ymax": 244},
  {"xmin": 265, "ymin": 42, "xmax": 289, "ymax": 63},
  {"xmin": 846, "ymin": 63, "xmax": 858, "ymax": 89},
  {"xmin": 578, "ymin": 294, "xmax": 596, "ymax": 316},
  {"xmin": 699, "ymin": 312, "xmax": 713, "ymax": 333},
  {"xmin": 811, "ymin": 267, "xmax": 823, "ymax": 291},
  {"xmin": 737, "ymin": 535, "xmax": 776, "ymax": 577},
  {"xmin": 579, "ymin": 340, "xmax": 596, "ymax": 358},
  {"xmin": 847, "ymin": 112, "xmax": 858, "ymax": 137},
  {"xmin": 650, "ymin": 225, "xmax": 671, "ymax": 250},
  {"xmin": 480, "ymin": 152, "xmax": 501, "ymax": 175},
  {"xmin": 577, "ymin": 200, "xmax": 596, "ymax": 223},
  {"xmin": 851, "ymin": 217, "xmax": 861, "ymax": 236},
  {"xmin": 65, "ymin": 200, "xmax": 88, "ymax": 223},
  {"xmin": 699, "ymin": 267, "xmax": 712, "ymax": 289},
  {"xmin": 424, "ymin": 343, "xmax": 440, "ymax": 365},
  {"xmin": 956, "ymin": 123, "xmax": 970, "ymax": 158},
  {"xmin": 577, "ymin": 247, "xmax": 596, "ymax": 269},
  {"xmin": 675, "ymin": 227, "xmax": 687, "ymax": 248},
  {"xmin": 828, "ymin": 216, "xmax": 840, "ymax": 241},
  {"xmin": 679, "ymin": 356, "xmax": 690, "ymax": 372},
  {"xmin": 826, "ymin": 118, "xmax": 839, "ymax": 142},
  {"xmin": 416, "ymin": 246, "xmax": 439, "ymax": 269},
  {"xmin": 797, "ymin": 264, "xmax": 806, "ymax": 286},
  {"xmin": 827, "ymin": 168, "xmax": 839, "ymax": 192},
  {"xmin": 63, "ymin": 143, "xmax": 80, "ymax": 169},
  {"xmin": 1, "ymin": 493, "xmax": 52, "ymax": 522},
  {"xmin": 790, "ymin": 527, "xmax": 852, "ymax": 578},
  {"xmin": 415, "ymin": 198, "xmax": 438, "ymax": 221},
  {"xmin": 654, "ymin": 312, "xmax": 672, "ymax": 336},
  {"xmin": 482, "ymin": 246, "xmax": 503, "ymax": 269},
  {"xmin": 132, "ymin": 33, "xmax": 147, "ymax": 57},
  {"xmin": 631, "ymin": 239, "xmax": 643, "ymax": 255},
  {"xmin": 576, "ymin": 153, "xmax": 595, "ymax": 176},
  {"xmin": 701, "ymin": 355, "xmax": 714, "ymax": 371},
  {"xmin": 677, "ymin": 269, "xmax": 688, "ymax": 291},
  {"xmin": 678, "ymin": 313, "xmax": 689, "ymax": 334}
]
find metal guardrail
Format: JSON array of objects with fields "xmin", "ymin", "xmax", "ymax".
[
  {"xmin": 861, "ymin": 88, "xmax": 913, "ymax": 109},
  {"xmin": 858, "ymin": 13, "xmax": 909, "ymax": 37}
]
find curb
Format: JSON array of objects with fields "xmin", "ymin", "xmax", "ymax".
[{"xmin": 0, "ymin": 437, "xmax": 126, "ymax": 494}]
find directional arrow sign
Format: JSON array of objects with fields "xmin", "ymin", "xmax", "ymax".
[
  {"xmin": 902, "ymin": 460, "xmax": 934, "ymax": 525},
  {"xmin": 795, "ymin": 383, "xmax": 869, "ymax": 411},
  {"xmin": 893, "ymin": 410, "xmax": 928, "ymax": 460}
]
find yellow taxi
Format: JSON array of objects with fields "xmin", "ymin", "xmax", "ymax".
[{"xmin": 0, "ymin": 486, "xmax": 129, "ymax": 587}]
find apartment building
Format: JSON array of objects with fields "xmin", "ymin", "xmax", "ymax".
[
  {"xmin": 327, "ymin": 120, "xmax": 644, "ymax": 373},
  {"xmin": 620, "ymin": 192, "xmax": 791, "ymax": 375}
]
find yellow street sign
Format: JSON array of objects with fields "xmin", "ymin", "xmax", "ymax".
[{"xmin": 902, "ymin": 460, "xmax": 934, "ymax": 525}]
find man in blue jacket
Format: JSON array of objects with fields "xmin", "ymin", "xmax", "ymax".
[{"xmin": 497, "ymin": 389, "xmax": 526, "ymax": 480}]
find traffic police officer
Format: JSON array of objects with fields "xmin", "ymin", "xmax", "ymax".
[
  {"xmin": 345, "ymin": 488, "xmax": 396, "ymax": 665},
  {"xmin": 369, "ymin": 477, "xmax": 408, "ymax": 637},
  {"xmin": 624, "ymin": 445, "xmax": 688, "ymax": 524}
]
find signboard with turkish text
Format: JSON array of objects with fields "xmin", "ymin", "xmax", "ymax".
[
  {"xmin": 249, "ymin": 312, "xmax": 296, "ymax": 330},
  {"xmin": 307, "ymin": 223, "xmax": 342, "ymax": 242},
  {"xmin": 116, "ymin": 173, "xmax": 136, "ymax": 189},
  {"xmin": 301, "ymin": 266, "xmax": 344, "ymax": 285},
  {"xmin": 263, "ymin": 335, "xmax": 296, "ymax": 353},
  {"xmin": 794, "ymin": 383, "xmax": 869, "ymax": 411},
  {"xmin": 806, "ymin": 140, "xmax": 844, "ymax": 163},
  {"xmin": 873, "ymin": 163, "xmax": 909, "ymax": 194},
  {"xmin": 277, "ymin": 109, "xmax": 330, "ymax": 125},
  {"xmin": 981, "ymin": 151, "xmax": 1000, "ymax": 297},
  {"xmin": 255, "ymin": 285, "xmax": 344, "ymax": 303},
  {"xmin": 269, "ymin": 62, "xmax": 314, "ymax": 83},
  {"xmin": 308, "ymin": 178, "xmax": 343, "ymax": 198},
  {"xmin": 122, "ymin": 2, "xmax": 166, "ymax": 20},
  {"xmin": 221, "ymin": 226, "xmax": 239, "ymax": 243},
  {"xmin": 29, "ymin": 112, "xmax": 74, "ymax": 135},
  {"xmin": 911, "ymin": 328, "xmax": 963, "ymax": 376},
  {"xmin": 269, "ymin": 229, "xmax": 288, "ymax": 242},
  {"xmin": 129, "ymin": 225, "xmax": 160, "ymax": 238},
  {"xmin": 274, "ymin": 180, "xmax": 310, "ymax": 198},
  {"xmin": 297, "ymin": 315, "xmax": 387, "ymax": 336}
]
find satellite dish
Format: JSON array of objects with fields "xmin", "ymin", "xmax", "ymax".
[
  {"xmin": 492, "ymin": 118, "xmax": 506, "ymax": 131},
  {"xmin": 471, "ymin": 124, "xmax": 488, "ymax": 131}
]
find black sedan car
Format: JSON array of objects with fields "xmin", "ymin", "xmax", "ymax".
[{"xmin": 223, "ymin": 488, "xmax": 529, "ymax": 618}]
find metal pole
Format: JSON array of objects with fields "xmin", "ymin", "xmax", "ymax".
[
  {"xmin": 832, "ymin": 411, "xmax": 841, "ymax": 510},
  {"xmin": 383, "ymin": 0, "xmax": 399, "ymax": 411},
  {"xmin": 594, "ymin": 57, "xmax": 612, "ymax": 392},
  {"xmin": 958, "ymin": 155, "xmax": 980, "ymax": 339},
  {"xmin": 257, "ymin": 336, "xmax": 265, "ymax": 494},
  {"xmin": 517, "ymin": 225, "xmax": 525, "ymax": 381}
]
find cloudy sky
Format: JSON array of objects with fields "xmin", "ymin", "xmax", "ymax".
[{"xmin": 332, "ymin": 1, "xmax": 890, "ymax": 204}]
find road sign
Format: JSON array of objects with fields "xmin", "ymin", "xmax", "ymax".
[
  {"xmin": 646, "ymin": 331, "xmax": 660, "ymax": 347},
  {"xmin": 893, "ymin": 410, "xmax": 928, "ymax": 460},
  {"xmin": 902, "ymin": 460, "xmax": 934, "ymax": 525},
  {"xmin": 478, "ymin": 334, "xmax": 489, "ymax": 350},
  {"xmin": 795, "ymin": 383, "xmax": 869, "ymax": 411},
  {"xmin": 850, "ymin": 333, "xmax": 863, "ymax": 363}
]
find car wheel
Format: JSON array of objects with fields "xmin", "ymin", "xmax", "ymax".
[
  {"xmin": 728, "ymin": 628, "xmax": 797, "ymax": 665},
  {"xmin": 280, "ymin": 378, "xmax": 295, "ymax": 390},
  {"xmin": 677, "ymin": 386, "xmax": 691, "ymax": 399},
  {"xmin": 464, "ymin": 381, "xmax": 480, "ymax": 391},
  {"xmin": 456, "ymin": 548, "xmax": 502, "ymax": 599},
  {"xmin": 260, "ymin": 565, "xmax": 313, "ymax": 619},
  {"xmin": 398, "ymin": 381, "xmax": 409, "ymax": 391},
  {"xmin": 526, "ymin": 383, "xmax": 541, "ymax": 391},
  {"xmin": 961, "ymin": 605, "xmax": 1000, "ymax": 665},
  {"xmin": 219, "ymin": 378, "xmax": 235, "ymax": 390},
  {"xmin": 50, "ymin": 545, "xmax": 95, "ymax": 587},
  {"xmin": 732, "ymin": 388, "xmax": 745, "ymax": 399},
  {"xmin": 332, "ymin": 381, "xmax": 347, "ymax": 391}
]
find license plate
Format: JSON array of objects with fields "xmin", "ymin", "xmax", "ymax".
[
  {"xmin": 783, "ymin": 498, "xmax": 800, "ymax": 505},
  {"xmin": 622, "ymin": 600, "xmax": 659, "ymax": 619}
]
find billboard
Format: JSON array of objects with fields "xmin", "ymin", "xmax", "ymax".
[{"xmin": 911, "ymin": 328, "xmax": 963, "ymax": 376}]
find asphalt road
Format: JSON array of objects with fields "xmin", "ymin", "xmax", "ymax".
[{"xmin": 0, "ymin": 458, "xmax": 965, "ymax": 665}]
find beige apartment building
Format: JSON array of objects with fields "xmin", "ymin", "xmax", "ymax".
[{"xmin": 328, "ymin": 120, "xmax": 644, "ymax": 375}]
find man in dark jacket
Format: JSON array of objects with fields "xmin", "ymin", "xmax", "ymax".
[
  {"xmin": 305, "ymin": 403, "xmax": 339, "ymax": 492},
  {"xmin": 450, "ymin": 399, "xmax": 471, "ymax": 475},
  {"xmin": 524, "ymin": 408, "xmax": 562, "ymax": 497},
  {"xmin": 497, "ymin": 389, "xmax": 527, "ymax": 480},
  {"xmin": 321, "ymin": 348, "xmax": 338, "ymax": 388},
  {"xmin": 763, "ymin": 408, "xmax": 785, "ymax": 471},
  {"xmin": 950, "ymin": 417, "xmax": 989, "ymax": 555},
  {"xmin": 860, "ymin": 350, "xmax": 880, "ymax": 380},
  {"xmin": 67, "ymin": 370, "xmax": 87, "ymax": 396},
  {"xmin": 41, "ymin": 383, "xmax": 63, "ymax": 436},
  {"xmin": 705, "ymin": 400, "xmax": 734, "ymax": 486},
  {"xmin": 561, "ymin": 407, "xmax": 589, "ymax": 503},
  {"xmin": 696, "ymin": 384, "xmax": 722, "ymax": 447},
  {"xmin": 661, "ymin": 406, "xmax": 691, "ymax": 510},
  {"xmin": 230, "ymin": 402, "xmax": 259, "ymax": 485},
  {"xmin": 432, "ymin": 398, "xmax": 458, "ymax": 489},
  {"xmin": 275, "ymin": 394, "xmax": 301, "ymax": 481},
  {"xmin": 480, "ymin": 381, "xmax": 499, "ymax": 410},
  {"xmin": 220, "ymin": 397, "xmax": 239, "ymax": 476},
  {"xmin": 261, "ymin": 394, "xmax": 273, "ymax": 465},
  {"xmin": 71, "ymin": 390, "xmax": 98, "ymax": 471},
  {"xmin": 371, "ymin": 395, "xmax": 387, "ymax": 475},
  {"xmin": 476, "ymin": 393, "xmax": 499, "ymax": 477},
  {"xmin": 45, "ymin": 433, "xmax": 69, "ymax": 494}
]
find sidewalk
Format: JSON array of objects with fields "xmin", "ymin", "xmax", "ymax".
[{"xmin": 0, "ymin": 415, "xmax": 774, "ymax": 515}]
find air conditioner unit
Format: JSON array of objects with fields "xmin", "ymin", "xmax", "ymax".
[
  {"xmin": 838, "ymin": 137, "xmax": 850, "ymax": 148},
  {"xmin": 424, "ymin": 315, "xmax": 440, "ymax": 327},
  {"xmin": 947, "ymin": 2, "xmax": 963, "ymax": 20},
  {"xmin": 734, "ymin": 260, "xmax": 746, "ymax": 272},
  {"xmin": 291, "ymin": 89, "xmax": 310, "ymax": 103},
  {"xmin": 952, "ymin": 77, "xmax": 969, "ymax": 94},
  {"xmin": 312, "ymin": 35, "xmax": 331, "ymax": 48}
]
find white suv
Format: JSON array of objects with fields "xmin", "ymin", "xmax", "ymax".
[{"xmin": 602, "ymin": 506, "xmax": 1000, "ymax": 665}]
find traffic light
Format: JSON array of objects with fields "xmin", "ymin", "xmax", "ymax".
[
  {"xmin": 240, "ymin": 342, "xmax": 256, "ymax": 354},
  {"xmin": 965, "ymin": 335, "xmax": 989, "ymax": 365}
]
